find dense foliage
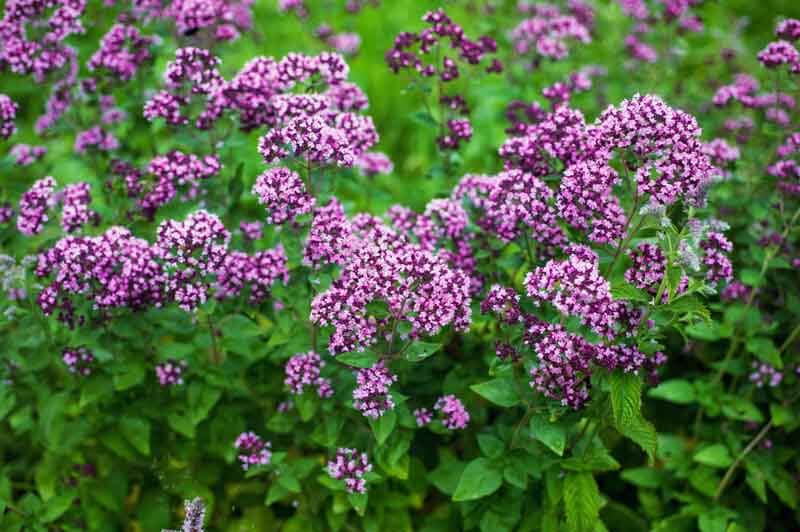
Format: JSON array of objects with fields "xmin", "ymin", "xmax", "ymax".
[{"xmin": 1, "ymin": 0, "xmax": 799, "ymax": 530}]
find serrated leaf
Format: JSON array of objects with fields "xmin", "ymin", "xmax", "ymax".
[
  {"xmin": 452, "ymin": 458, "xmax": 503, "ymax": 502},
  {"xmin": 564, "ymin": 472, "xmax": 602, "ymax": 532},
  {"xmin": 336, "ymin": 350, "xmax": 380, "ymax": 369},
  {"xmin": 620, "ymin": 467, "xmax": 664, "ymax": 488},
  {"xmin": 611, "ymin": 282, "xmax": 650, "ymax": 303},
  {"xmin": 609, "ymin": 373, "xmax": 657, "ymax": 463},
  {"xmin": 470, "ymin": 378, "xmax": 520, "ymax": 407},
  {"xmin": 562, "ymin": 446, "xmax": 620, "ymax": 472}
]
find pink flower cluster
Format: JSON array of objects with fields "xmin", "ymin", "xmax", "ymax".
[
  {"xmin": 356, "ymin": 151, "xmax": 393, "ymax": 177},
  {"xmin": 60, "ymin": 182, "xmax": 99, "ymax": 233},
  {"xmin": 310, "ymin": 211, "xmax": 471, "ymax": 354},
  {"xmin": 155, "ymin": 359, "xmax": 188, "ymax": 386},
  {"xmin": 385, "ymin": 9, "xmax": 502, "ymax": 80},
  {"xmin": 625, "ymin": 243, "xmax": 666, "ymax": 294},
  {"xmin": 511, "ymin": 4, "xmax": 591, "ymax": 62},
  {"xmin": 0, "ymin": 94, "xmax": 18, "ymax": 138},
  {"xmin": 433, "ymin": 394, "xmax": 469, "ymax": 429},
  {"xmin": 17, "ymin": 176, "xmax": 57, "ymax": 236},
  {"xmin": 156, "ymin": 0, "xmax": 254, "ymax": 42},
  {"xmin": 0, "ymin": 0, "xmax": 85, "ymax": 81},
  {"xmin": 253, "ymin": 167, "xmax": 315, "ymax": 225},
  {"xmin": 88, "ymin": 24, "xmax": 154, "ymax": 81},
  {"xmin": 62, "ymin": 347, "xmax": 94, "ymax": 376},
  {"xmin": 284, "ymin": 351, "xmax": 333, "ymax": 398},
  {"xmin": 352, "ymin": 361, "xmax": 397, "ymax": 418},
  {"xmin": 234, "ymin": 431, "xmax": 272, "ymax": 470},
  {"xmin": 74, "ymin": 126, "xmax": 119, "ymax": 154},
  {"xmin": 525, "ymin": 245, "xmax": 623, "ymax": 339},
  {"xmin": 139, "ymin": 151, "xmax": 222, "ymax": 219},
  {"xmin": 10, "ymin": 144, "xmax": 46, "ymax": 165},
  {"xmin": 327, "ymin": 447, "xmax": 372, "ymax": 493},
  {"xmin": 36, "ymin": 210, "xmax": 288, "ymax": 324},
  {"xmin": 749, "ymin": 362, "xmax": 783, "ymax": 388}
]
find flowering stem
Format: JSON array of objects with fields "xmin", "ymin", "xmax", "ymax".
[
  {"xmin": 207, "ymin": 314, "xmax": 221, "ymax": 364},
  {"xmin": 604, "ymin": 194, "xmax": 642, "ymax": 277},
  {"xmin": 713, "ymin": 420, "xmax": 772, "ymax": 502}
]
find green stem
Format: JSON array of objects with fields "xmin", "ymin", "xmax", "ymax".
[
  {"xmin": 778, "ymin": 322, "xmax": 800, "ymax": 355},
  {"xmin": 714, "ymin": 420, "xmax": 772, "ymax": 502}
]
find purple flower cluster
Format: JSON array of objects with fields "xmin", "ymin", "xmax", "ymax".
[
  {"xmin": 385, "ymin": 9, "xmax": 501, "ymax": 80},
  {"xmin": 310, "ymin": 214, "xmax": 471, "ymax": 354},
  {"xmin": 721, "ymin": 281, "xmax": 751, "ymax": 301},
  {"xmin": 0, "ymin": 94, "xmax": 18, "ymax": 138},
  {"xmin": 88, "ymin": 24, "xmax": 154, "ymax": 81},
  {"xmin": 0, "ymin": 0, "xmax": 85, "ymax": 81},
  {"xmin": 438, "ymin": 118, "xmax": 473, "ymax": 151},
  {"xmin": 10, "ymin": 144, "xmax": 46, "ymax": 165},
  {"xmin": 214, "ymin": 247, "xmax": 288, "ymax": 304},
  {"xmin": 74, "ymin": 126, "xmax": 119, "ymax": 154},
  {"xmin": 356, "ymin": 151, "xmax": 393, "ymax": 177},
  {"xmin": 556, "ymin": 159, "xmax": 626, "ymax": 244},
  {"xmin": 253, "ymin": 167, "xmax": 315, "ymax": 225},
  {"xmin": 757, "ymin": 40, "xmax": 799, "ymax": 71},
  {"xmin": 234, "ymin": 431, "xmax": 272, "ymax": 470},
  {"xmin": 776, "ymin": 19, "xmax": 800, "ymax": 41},
  {"xmin": 239, "ymin": 221, "xmax": 263, "ymax": 241},
  {"xmin": 699, "ymin": 231, "xmax": 733, "ymax": 285},
  {"xmin": 139, "ymin": 151, "xmax": 222, "ymax": 219},
  {"xmin": 60, "ymin": 182, "xmax": 99, "ymax": 233},
  {"xmin": 511, "ymin": 5, "xmax": 591, "ymax": 62},
  {"xmin": 62, "ymin": 347, "xmax": 94, "ymax": 376},
  {"xmin": 414, "ymin": 407, "xmax": 432, "ymax": 427},
  {"xmin": 526, "ymin": 317, "xmax": 658, "ymax": 409},
  {"xmin": 164, "ymin": 0, "xmax": 254, "ymax": 41},
  {"xmin": 457, "ymin": 169, "xmax": 566, "ymax": 254},
  {"xmin": 749, "ymin": 362, "xmax": 783, "ymax": 388},
  {"xmin": 17, "ymin": 176, "xmax": 57, "ymax": 236},
  {"xmin": 155, "ymin": 359, "xmax": 188, "ymax": 386},
  {"xmin": 434, "ymin": 394, "xmax": 469, "ymax": 429},
  {"xmin": 480, "ymin": 284, "xmax": 522, "ymax": 325},
  {"xmin": 302, "ymin": 198, "xmax": 354, "ymax": 269},
  {"xmin": 352, "ymin": 361, "xmax": 397, "ymax": 418},
  {"xmin": 284, "ymin": 351, "xmax": 333, "ymax": 398},
  {"xmin": 327, "ymin": 448, "xmax": 372, "ymax": 493},
  {"xmin": 625, "ymin": 243, "xmax": 666, "ymax": 294},
  {"xmin": 525, "ymin": 245, "xmax": 622, "ymax": 339}
]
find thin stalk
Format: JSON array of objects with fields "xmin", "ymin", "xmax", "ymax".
[{"xmin": 714, "ymin": 420, "xmax": 772, "ymax": 502}]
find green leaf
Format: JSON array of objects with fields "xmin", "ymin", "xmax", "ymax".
[
  {"xmin": 113, "ymin": 360, "xmax": 146, "ymax": 390},
  {"xmin": 564, "ymin": 472, "xmax": 602, "ymax": 532},
  {"xmin": 562, "ymin": 446, "xmax": 620, "ymax": 473},
  {"xmin": 611, "ymin": 282, "xmax": 650, "ymax": 303},
  {"xmin": 745, "ymin": 337, "xmax": 782, "ymax": 368},
  {"xmin": 470, "ymin": 378, "xmax": 520, "ymax": 407},
  {"xmin": 295, "ymin": 393, "xmax": 318, "ymax": 422},
  {"xmin": 693, "ymin": 445, "xmax": 733, "ymax": 468},
  {"xmin": 266, "ymin": 482, "xmax": 290, "ymax": 505},
  {"xmin": 119, "ymin": 417, "xmax": 151, "ymax": 456},
  {"xmin": 648, "ymin": 379, "xmax": 696, "ymax": 404},
  {"xmin": 348, "ymin": 492, "xmax": 368, "ymax": 517},
  {"xmin": 609, "ymin": 373, "xmax": 657, "ymax": 463},
  {"xmin": 0, "ymin": 388, "xmax": 16, "ymax": 421},
  {"xmin": 770, "ymin": 403, "xmax": 796, "ymax": 428},
  {"xmin": 765, "ymin": 466, "xmax": 798, "ymax": 508},
  {"xmin": 503, "ymin": 465, "xmax": 527, "ymax": 490},
  {"xmin": 620, "ymin": 467, "xmax": 664, "ymax": 488},
  {"xmin": 39, "ymin": 492, "xmax": 75, "ymax": 523},
  {"xmin": 404, "ymin": 341, "xmax": 442, "ymax": 362},
  {"xmin": 744, "ymin": 462, "xmax": 767, "ymax": 503},
  {"xmin": 369, "ymin": 410, "xmax": 396, "ymax": 447},
  {"xmin": 224, "ymin": 314, "xmax": 262, "ymax": 338},
  {"xmin": 429, "ymin": 457, "xmax": 464, "ymax": 496},
  {"xmin": 337, "ymin": 350, "xmax": 380, "ymax": 369},
  {"xmin": 529, "ymin": 414, "xmax": 566, "ymax": 456},
  {"xmin": 719, "ymin": 395, "xmax": 763, "ymax": 422},
  {"xmin": 452, "ymin": 458, "xmax": 503, "ymax": 502},
  {"xmin": 477, "ymin": 434, "xmax": 504, "ymax": 459}
]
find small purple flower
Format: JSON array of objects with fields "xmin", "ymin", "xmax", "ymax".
[
  {"xmin": 253, "ymin": 167, "xmax": 315, "ymax": 225},
  {"xmin": 239, "ymin": 221, "xmax": 263, "ymax": 241},
  {"xmin": 327, "ymin": 448, "xmax": 372, "ymax": 493},
  {"xmin": 414, "ymin": 407, "xmax": 432, "ymax": 427},
  {"xmin": 10, "ymin": 144, "xmax": 47, "ymax": 166},
  {"xmin": 156, "ymin": 360, "xmax": 188, "ymax": 386},
  {"xmin": 353, "ymin": 361, "xmax": 397, "ymax": 419},
  {"xmin": 434, "ymin": 394, "xmax": 469, "ymax": 429},
  {"xmin": 0, "ymin": 95, "xmax": 19, "ymax": 139},
  {"xmin": 234, "ymin": 431, "xmax": 272, "ymax": 470},
  {"xmin": 63, "ymin": 347, "xmax": 95, "ymax": 376}
]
